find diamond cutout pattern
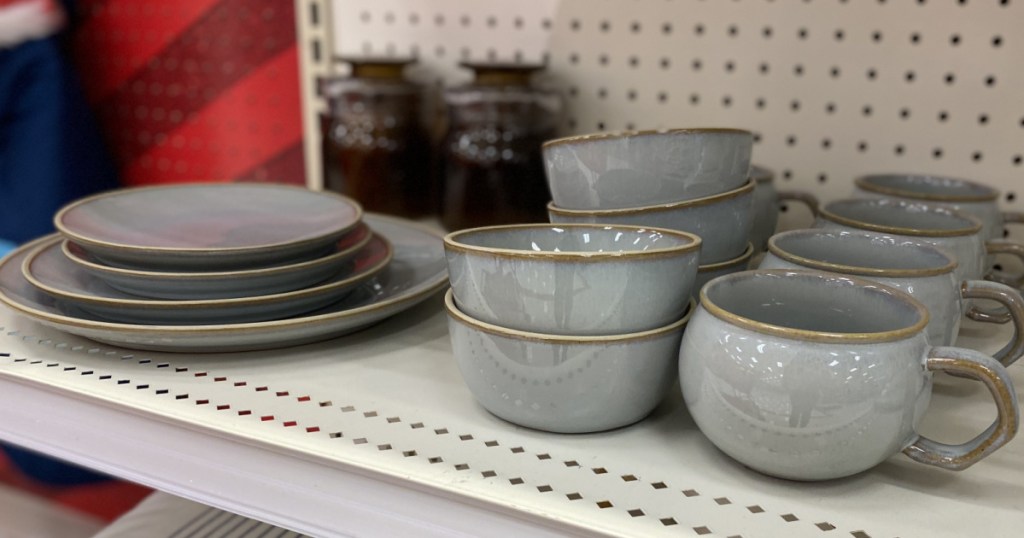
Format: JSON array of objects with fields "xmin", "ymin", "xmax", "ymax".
[
  {"xmin": 694, "ymin": 526, "xmax": 712, "ymax": 535},
  {"xmin": 816, "ymin": 522, "xmax": 836, "ymax": 531},
  {"xmin": 782, "ymin": 514, "xmax": 799, "ymax": 522}
]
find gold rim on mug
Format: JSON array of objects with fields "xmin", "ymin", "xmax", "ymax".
[
  {"xmin": 445, "ymin": 288, "xmax": 693, "ymax": 345},
  {"xmin": 61, "ymin": 224, "xmax": 374, "ymax": 282},
  {"xmin": 698, "ymin": 243, "xmax": 754, "ymax": 273},
  {"xmin": 548, "ymin": 179, "xmax": 755, "ymax": 217},
  {"xmin": 541, "ymin": 127, "xmax": 752, "ymax": 149},
  {"xmin": 699, "ymin": 269, "xmax": 930, "ymax": 343},
  {"xmin": 818, "ymin": 201, "xmax": 982, "ymax": 238},
  {"xmin": 767, "ymin": 231, "xmax": 959, "ymax": 278},
  {"xmin": 22, "ymin": 234, "xmax": 393, "ymax": 311},
  {"xmin": 54, "ymin": 183, "xmax": 365, "ymax": 256},
  {"xmin": 444, "ymin": 223, "xmax": 702, "ymax": 262},
  {"xmin": 0, "ymin": 216, "xmax": 449, "ymax": 336},
  {"xmin": 855, "ymin": 174, "xmax": 999, "ymax": 203}
]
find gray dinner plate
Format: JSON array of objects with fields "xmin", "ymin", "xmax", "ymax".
[{"xmin": 0, "ymin": 215, "xmax": 447, "ymax": 352}]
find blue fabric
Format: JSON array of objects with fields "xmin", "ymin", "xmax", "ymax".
[{"xmin": 0, "ymin": 36, "xmax": 119, "ymax": 244}]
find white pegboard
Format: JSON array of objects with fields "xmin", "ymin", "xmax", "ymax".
[{"xmin": 297, "ymin": 0, "xmax": 1022, "ymax": 226}]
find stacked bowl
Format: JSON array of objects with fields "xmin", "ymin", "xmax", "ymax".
[
  {"xmin": 444, "ymin": 223, "xmax": 701, "ymax": 433},
  {"xmin": 542, "ymin": 128, "xmax": 757, "ymax": 296}
]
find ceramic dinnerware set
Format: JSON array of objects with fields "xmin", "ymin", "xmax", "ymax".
[
  {"xmin": 445, "ymin": 128, "xmax": 768, "ymax": 433},
  {"xmin": 445, "ymin": 126, "xmax": 1024, "ymax": 480},
  {"xmin": 0, "ymin": 183, "xmax": 451, "ymax": 352}
]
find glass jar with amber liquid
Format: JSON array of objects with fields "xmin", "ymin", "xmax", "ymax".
[
  {"xmin": 439, "ymin": 63, "xmax": 562, "ymax": 231},
  {"xmin": 321, "ymin": 57, "xmax": 432, "ymax": 217}
]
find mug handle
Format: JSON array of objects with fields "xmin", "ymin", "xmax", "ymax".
[
  {"xmin": 776, "ymin": 191, "xmax": 819, "ymax": 216},
  {"xmin": 984, "ymin": 239, "xmax": 1024, "ymax": 290},
  {"xmin": 966, "ymin": 240, "xmax": 1024, "ymax": 323},
  {"xmin": 903, "ymin": 346, "xmax": 1019, "ymax": 470},
  {"xmin": 1002, "ymin": 211, "xmax": 1024, "ymax": 227},
  {"xmin": 959, "ymin": 280, "xmax": 1024, "ymax": 367}
]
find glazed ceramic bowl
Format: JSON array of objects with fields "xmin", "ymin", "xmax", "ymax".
[
  {"xmin": 679, "ymin": 269, "xmax": 1019, "ymax": 480},
  {"xmin": 447, "ymin": 289, "xmax": 693, "ymax": 433},
  {"xmin": 749, "ymin": 165, "xmax": 818, "ymax": 252},
  {"xmin": 692, "ymin": 243, "xmax": 753, "ymax": 300},
  {"xmin": 445, "ymin": 224, "xmax": 700, "ymax": 335},
  {"xmin": 542, "ymin": 128, "xmax": 753, "ymax": 210},
  {"xmin": 760, "ymin": 229, "xmax": 1024, "ymax": 367},
  {"xmin": 548, "ymin": 179, "xmax": 754, "ymax": 264}
]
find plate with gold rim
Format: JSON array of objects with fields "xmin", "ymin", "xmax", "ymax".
[
  {"xmin": 0, "ymin": 215, "xmax": 447, "ymax": 352},
  {"xmin": 55, "ymin": 183, "xmax": 363, "ymax": 271}
]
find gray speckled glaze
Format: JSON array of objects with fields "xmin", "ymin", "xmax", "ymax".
[
  {"xmin": 816, "ymin": 199, "xmax": 985, "ymax": 284},
  {"xmin": 853, "ymin": 174, "xmax": 1002, "ymax": 241},
  {"xmin": 679, "ymin": 270, "xmax": 1019, "ymax": 480},
  {"xmin": 56, "ymin": 184, "xmax": 363, "ymax": 271},
  {"xmin": 445, "ymin": 224, "xmax": 699, "ymax": 335},
  {"xmin": 543, "ymin": 129, "xmax": 752, "ymax": 210},
  {"xmin": 62, "ymin": 224, "xmax": 372, "ymax": 300},
  {"xmin": 692, "ymin": 243, "xmax": 752, "ymax": 300},
  {"xmin": 447, "ymin": 289, "xmax": 691, "ymax": 433},
  {"xmin": 23, "ymin": 234, "xmax": 391, "ymax": 325},
  {"xmin": 749, "ymin": 166, "xmax": 818, "ymax": 252},
  {"xmin": 761, "ymin": 229, "xmax": 1024, "ymax": 367},
  {"xmin": 548, "ymin": 180, "xmax": 754, "ymax": 264},
  {"xmin": 749, "ymin": 167, "xmax": 780, "ymax": 252},
  {"xmin": 0, "ymin": 215, "xmax": 449, "ymax": 352}
]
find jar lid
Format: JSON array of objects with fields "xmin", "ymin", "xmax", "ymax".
[
  {"xmin": 335, "ymin": 56, "xmax": 417, "ymax": 79},
  {"xmin": 459, "ymin": 62, "xmax": 546, "ymax": 86}
]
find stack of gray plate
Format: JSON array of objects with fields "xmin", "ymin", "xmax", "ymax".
[{"xmin": 0, "ymin": 183, "xmax": 448, "ymax": 352}]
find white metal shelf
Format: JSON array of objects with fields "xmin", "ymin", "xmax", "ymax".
[{"xmin": 0, "ymin": 297, "xmax": 1022, "ymax": 537}]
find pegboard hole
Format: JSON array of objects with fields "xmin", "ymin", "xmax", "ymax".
[
  {"xmin": 797, "ymin": 28, "xmax": 808, "ymax": 39},
  {"xmin": 694, "ymin": 23, "xmax": 704, "ymax": 36},
  {"xmin": 985, "ymin": 75, "xmax": 997, "ymax": 87},
  {"xmin": 905, "ymin": 71, "xmax": 915, "ymax": 82},
  {"xmin": 825, "ymin": 102, "xmax": 836, "ymax": 114},
  {"xmin": 1013, "ymin": 155, "xmax": 1023, "ymax": 166},
  {"xmin": 939, "ymin": 111, "xmax": 949, "ymax": 122},
  {"xmin": 944, "ymin": 73, "xmax": 956, "ymax": 85},
  {"xmin": 992, "ymin": 35, "xmax": 1003, "ymax": 47},
  {"xmin": 834, "ymin": 29, "xmax": 845, "ymax": 41},
  {"xmin": 793, "ymin": 64, "xmax": 804, "ymax": 76},
  {"xmin": 899, "ymin": 108, "xmax": 911, "ymax": 119},
  {"xmin": 972, "ymin": 151, "xmax": 983, "ymax": 162},
  {"xmin": 895, "ymin": 144, "xmax": 905, "ymax": 155},
  {"xmin": 763, "ymin": 26, "xmax": 773, "ymax": 38},
  {"xmin": 692, "ymin": 59, "xmax": 702, "ymax": 71},
  {"xmin": 910, "ymin": 32, "xmax": 921, "ymax": 44},
  {"xmin": 950, "ymin": 34, "xmax": 961, "ymax": 46}
]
